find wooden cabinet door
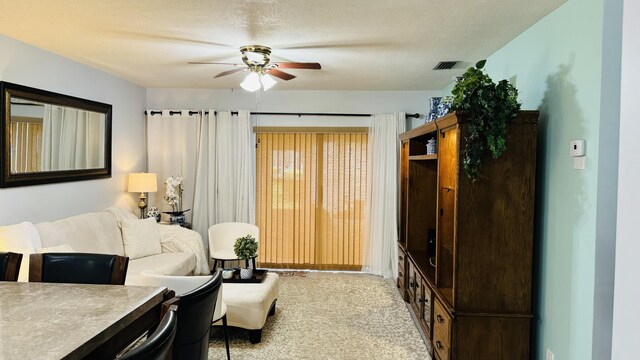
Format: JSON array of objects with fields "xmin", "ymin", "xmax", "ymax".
[
  {"xmin": 422, "ymin": 281, "xmax": 432, "ymax": 332},
  {"xmin": 408, "ymin": 260, "xmax": 416, "ymax": 302},
  {"xmin": 436, "ymin": 126, "xmax": 458, "ymax": 303},
  {"xmin": 412, "ymin": 270, "xmax": 423, "ymax": 315},
  {"xmin": 400, "ymin": 140, "xmax": 409, "ymax": 246},
  {"xmin": 397, "ymin": 246, "xmax": 407, "ymax": 297}
]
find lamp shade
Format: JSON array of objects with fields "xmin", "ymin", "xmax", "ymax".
[
  {"xmin": 128, "ymin": 173, "xmax": 158, "ymax": 193},
  {"xmin": 261, "ymin": 74, "xmax": 277, "ymax": 90},
  {"xmin": 240, "ymin": 72, "xmax": 261, "ymax": 92}
]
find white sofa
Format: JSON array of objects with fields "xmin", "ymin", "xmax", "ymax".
[{"xmin": 0, "ymin": 208, "xmax": 210, "ymax": 284}]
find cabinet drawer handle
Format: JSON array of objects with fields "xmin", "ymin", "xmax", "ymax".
[
  {"xmin": 399, "ymin": 255, "xmax": 404, "ymax": 261},
  {"xmin": 415, "ymin": 283, "xmax": 420, "ymax": 289},
  {"xmin": 398, "ymin": 272, "xmax": 404, "ymax": 277},
  {"xmin": 436, "ymin": 341, "xmax": 443, "ymax": 350},
  {"xmin": 437, "ymin": 314, "xmax": 445, "ymax": 323}
]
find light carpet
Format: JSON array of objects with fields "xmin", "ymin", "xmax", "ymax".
[{"xmin": 208, "ymin": 272, "xmax": 430, "ymax": 360}]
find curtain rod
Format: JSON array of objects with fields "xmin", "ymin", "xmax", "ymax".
[{"xmin": 144, "ymin": 110, "xmax": 420, "ymax": 118}]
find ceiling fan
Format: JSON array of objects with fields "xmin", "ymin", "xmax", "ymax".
[{"xmin": 189, "ymin": 45, "xmax": 321, "ymax": 91}]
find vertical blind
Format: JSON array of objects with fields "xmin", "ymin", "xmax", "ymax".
[
  {"xmin": 256, "ymin": 130, "xmax": 368, "ymax": 270},
  {"xmin": 10, "ymin": 121, "xmax": 43, "ymax": 173}
]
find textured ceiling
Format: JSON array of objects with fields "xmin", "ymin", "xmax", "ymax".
[{"xmin": 0, "ymin": 0, "xmax": 565, "ymax": 90}]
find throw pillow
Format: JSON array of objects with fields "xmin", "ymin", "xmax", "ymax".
[
  {"xmin": 36, "ymin": 244, "xmax": 75, "ymax": 254},
  {"xmin": 0, "ymin": 222, "xmax": 42, "ymax": 282},
  {"xmin": 121, "ymin": 217, "xmax": 161, "ymax": 260}
]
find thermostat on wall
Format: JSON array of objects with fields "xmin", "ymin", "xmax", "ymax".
[
  {"xmin": 570, "ymin": 140, "xmax": 585, "ymax": 157},
  {"xmin": 570, "ymin": 140, "xmax": 586, "ymax": 170}
]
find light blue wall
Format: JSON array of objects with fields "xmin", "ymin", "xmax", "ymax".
[{"xmin": 442, "ymin": 0, "xmax": 619, "ymax": 359}]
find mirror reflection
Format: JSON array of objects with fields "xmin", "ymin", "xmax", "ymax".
[
  {"xmin": 1, "ymin": 81, "xmax": 112, "ymax": 188},
  {"xmin": 10, "ymin": 98, "xmax": 106, "ymax": 174}
]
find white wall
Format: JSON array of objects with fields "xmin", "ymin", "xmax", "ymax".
[
  {"xmin": 592, "ymin": 0, "xmax": 623, "ymax": 358},
  {"xmin": 147, "ymin": 88, "xmax": 440, "ymax": 129},
  {"xmin": 611, "ymin": 0, "xmax": 640, "ymax": 358},
  {"xmin": 0, "ymin": 35, "xmax": 147, "ymax": 224}
]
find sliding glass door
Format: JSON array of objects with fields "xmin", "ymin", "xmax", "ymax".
[{"xmin": 256, "ymin": 129, "xmax": 368, "ymax": 270}]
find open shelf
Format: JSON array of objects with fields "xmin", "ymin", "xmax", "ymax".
[
  {"xmin": 409, "ymin": 154, "xmax": 437, "ymax": 161},
  {"xmin": 409, "ymin": 250, "xmax": 435, "ymax": 285}
]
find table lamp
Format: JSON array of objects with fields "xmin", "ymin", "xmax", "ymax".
[{"xmin": 128, "ymin": 172, "xmax": 158, "ymax": 218}]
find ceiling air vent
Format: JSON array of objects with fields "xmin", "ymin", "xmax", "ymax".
[{"xmin": 433, "ymin": 61, "xmax": 459, "ymax": 70}]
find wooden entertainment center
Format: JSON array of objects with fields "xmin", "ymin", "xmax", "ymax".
[{"xmin": 398, "ymin": 111, "xmax": 538, "ymax": 360}]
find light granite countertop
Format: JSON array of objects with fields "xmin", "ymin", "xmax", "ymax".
[{"xmin": 0, "ymin": 282, "xmax": 166, "ymax": 360}]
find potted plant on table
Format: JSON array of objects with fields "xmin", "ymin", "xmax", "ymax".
[
  {"xmin": 234, "ymin": 234, "xmax": 258, "ymax": 279},
  {"xmin": 450, "ymin": 59, "xmax": 521, "ymax": 180},
  {"xmin": 163, "ymin": 175, "xmax": 190, "ymax": 223}
]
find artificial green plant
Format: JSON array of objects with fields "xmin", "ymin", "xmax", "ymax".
[
  {"xmin": 450, "ymin": 60, "xmax": 521, "ymax": 180},
  {"xmin": 233, "ymin": 234, "xmax": 258, "ymax": 261}
]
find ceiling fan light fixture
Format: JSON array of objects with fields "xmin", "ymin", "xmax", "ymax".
[
  {"xmin": 246, "ymin": 51, "xmax": 265, "ymax": 64},
  {"xmin": 260, "ymin": 74, "xmax": 277, "ymax": 90},
  {"xmin": 196, "ymin": 44, "xmax": 320, "ymax": 89},
  {"xmin": 241, "ymin": 72, "xmax": 261, "ymax": 92}
]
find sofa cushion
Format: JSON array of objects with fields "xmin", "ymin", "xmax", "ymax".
[
  {"xmin": 121, "ymin": 218, "xmax": 161, "ymax": 260},
  {"xmin": 36, "ymin": 244, "xmax": 75, "ymax": 253},
  {"xmin": 0, "ymin": 222, "xmax": 41, "ymax": 282},
  {"xmin": 125, "ymin": 252, "xmax": 196, "ymax": 286},
  {"xmin": 35, "ymin": 212, "xmax": 125, "ymax": 256}
]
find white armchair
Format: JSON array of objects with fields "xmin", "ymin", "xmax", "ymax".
[
  {"xmin": 208, "ymin": 222, "xmax": 259, "ymax": 270},
  {"xmin": 138, "ymin": 270, "xmax": 230, "ymax": 360}
]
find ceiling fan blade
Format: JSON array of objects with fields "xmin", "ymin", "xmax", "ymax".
[
  {"xmin": 267, "ymin": 68, "xmax": 296, "ymax": 81},
  {"xmin": 189, "ymin": 61, "xmax": 244, "ymax": 66},
  {"xmin": 274, "ymin": 62, "xmax": 321, "ymax": 70},
  {"xmin": 214, "ymin": 68, "xmax": 247, "ymax": 78}
]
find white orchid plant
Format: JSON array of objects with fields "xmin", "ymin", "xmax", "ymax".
[{"xmin": 164, "ymin": 175, "xmax": 184, "ymax": 212}]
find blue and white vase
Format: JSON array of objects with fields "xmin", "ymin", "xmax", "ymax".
[
  {"xmin": 437, "ymin": 96, "xmax": 453, "ymax": 118},
  {"xmin": 427, "ymin": 97, "xmax": 442, "ymax": 122},
  {"xmin": 147, "ymin": 207, "xmax": 160, "ymax": 222},
  {"xmin": 164, "ymin": 208, "xmax": 190, "ymax": 224},
  {"xmin": 169, "ymin": 213, "xmax": 185, "ymax": 224},
  {"xmin": 427, "ymin": 138, "xmax": 437, "ymax": 155}
]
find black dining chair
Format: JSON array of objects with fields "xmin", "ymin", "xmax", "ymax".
[
  {"xmin": 171, "ymin": 271, "xmax": 223, "ymax": 360},
  {"xmin": 0, "ymin": 252, "xmax": 23, "ymax": 281},
  {"xmin": 120, "ymin": 305, "xmax": 178, "ymax": 360},
  {"xmin": 29, "ymin": 253, "xmax": 129, "ymax": 285}
]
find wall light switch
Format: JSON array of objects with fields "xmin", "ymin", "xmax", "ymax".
[{"xmin": 570, "ymin": 140, "xmax": 585, "ymax": 157}]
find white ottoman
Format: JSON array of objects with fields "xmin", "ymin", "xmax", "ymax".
[{"xmin": 215, "ymin": 272, "xmax": 279, "ymax": 343}]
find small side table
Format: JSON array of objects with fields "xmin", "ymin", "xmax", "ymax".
[
  {"xmin": 159, "ymin": 221, "xmax": 192, "ymax": 229},
  {"xmin": 212, "ymin": 256, "xmax": 257, "ymax": 271}
]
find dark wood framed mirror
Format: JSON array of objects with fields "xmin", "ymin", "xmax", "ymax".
[{"xmin": 0, "ymin": 81, "xmax": 112, "ymax": 188}]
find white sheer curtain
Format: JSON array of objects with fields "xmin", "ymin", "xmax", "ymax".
[
  {"xmin": 41, "ymin": 104, "xmax": 105, "ymax": 170},
  {"xmin": 146, "ymin": 110, "xmax": 199, "ymax": 219},
  {"xmin": 147, "ymin": 109, "xmax": 255, "ymax": 253},
  {"xmin": 192, "ymin": 110, "xmax": 255, "ymax": 242},
  {"xmin": 362, "ymin": 112, "xmax": 406, "ymax": 278}
]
